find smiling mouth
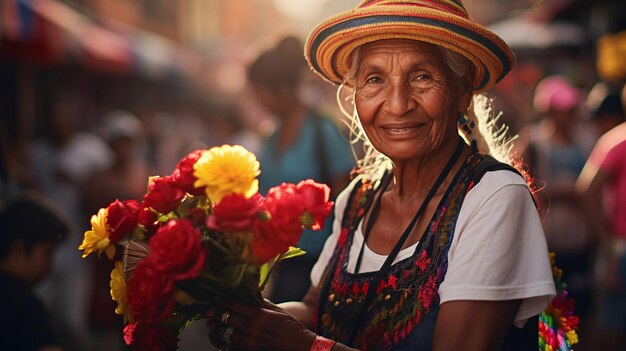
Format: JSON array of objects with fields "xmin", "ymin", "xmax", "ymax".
[
  {"xmin": 382, "ymin": 124, "xmax": 425, "ymax": 134},
  {"xmin": 386, "ymin": 127, "xmax": 417, "ymax": 133},
  {"xmin": 378, "ymin": 122, "xmax": 428, "ymax": 140}
]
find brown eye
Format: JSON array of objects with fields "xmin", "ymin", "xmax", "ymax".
[{"xmin": 365, "ymin": 76, "xmax": 383, "ymax": 85}]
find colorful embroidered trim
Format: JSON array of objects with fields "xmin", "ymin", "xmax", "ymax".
[
  {"xmin": 538, "ymin": 253, "xmax": 579, "ymax": 351},
  {"xmin": 310, "ymin": 335, "xmax": 337, "ymax": 351}
]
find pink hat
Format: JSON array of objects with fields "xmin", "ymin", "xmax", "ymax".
[{"xmin": 533, "ymin": 75, "xmax": 583, "ymax": 113}]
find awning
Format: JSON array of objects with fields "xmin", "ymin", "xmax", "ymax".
[
  {"xmin": 28, "ymin": 0, "xmax": 132, "ymax": 72},
  {"xmin": 2, "ymin": 0, "xmax": 206, "ymax": 79}
]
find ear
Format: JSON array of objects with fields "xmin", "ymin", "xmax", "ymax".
[
  {"xmin": 457, "ymin": 87, "xmax": 473, "ymax": 114},
  {"xmin": 457, "ymin": 64, "xmax": 476, "ymax": 113}
]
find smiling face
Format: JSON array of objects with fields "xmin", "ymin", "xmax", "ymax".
[{"xmin": 353, "ymin": 39, "xmax": 472, "ymax": 162}]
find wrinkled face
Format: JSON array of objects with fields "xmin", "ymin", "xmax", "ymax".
[{"xmin": 354, "ymin": 39, "xmax": 471, "ymax": 161}]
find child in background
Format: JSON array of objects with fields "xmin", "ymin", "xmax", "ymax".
[{"xmin": 0, "ymin": 192, "xmax": 70, "ymax": 351}]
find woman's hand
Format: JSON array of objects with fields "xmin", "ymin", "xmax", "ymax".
[{"xmin": 207, "ymin": 299, "xmax": 317, "ymax": 351}]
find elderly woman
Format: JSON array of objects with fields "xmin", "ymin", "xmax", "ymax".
[{"xmin": 208, "ymin": 1, "xmax": 556, "ymax": 350}]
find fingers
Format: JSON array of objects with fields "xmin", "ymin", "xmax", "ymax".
[
  {"xmin": 262, "ymin": 298, "xmax": 283, "ymax": 311},
  {"xmin": 207, "ymin": 320, "xmax": 227, "ymax": 349}
]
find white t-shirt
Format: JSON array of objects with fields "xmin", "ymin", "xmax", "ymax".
[{"xmin": 310, "ymin": 170, "xmax": 556, "ymax": 327}]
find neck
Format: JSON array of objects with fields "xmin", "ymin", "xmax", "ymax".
[
  {"xmin": 279, "ymin": 102, "xmax": 307, "ymax": 126},
  {"xmin": 390, "ymin": 138, "xmax": 465, "ymax": 201},
  {"xmin": 276, "ymin": 104, "xmax": 307, "ymax": 150}
]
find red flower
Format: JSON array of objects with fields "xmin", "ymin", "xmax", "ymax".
[
  {"xmin": 106, "ymin": 199, "xmax": 140, "ymax": 243},
  {"xmin": 251, "ymin": 218, "xmax": 302, "ymax": 264},
  {"xmin": 264, "ymin": 183, "xmax": 306, "ymax": 224},
  {"xmin": 123, "ymin": 322, "xmax": 178, "ymax": 351},
  {"xmin": 143, "ymin": 176, "xmax": 185, "ymax": 214},
  {"xmin": 206, "ymin": 193, "xmax": 264, "ymax": 232},
  {"xmin": 172, "ymin": 149, "xmax": 205, "ymax": 196},
  {"xmin": 149, "ymin": 219, "xmax": 206, "ymax": 280},
  {"xmin": 188, "ymin": 207, "xmax": 207, "ymax": 226},
  {"xmin": 294, "ymin": 180, "xmax": 333, "ymax": 230},
  {"xmin": 128, "ymin": 259, "xmax": 175, "ymax": 323},
  {"xmin": 137, "ymin": 207, "xmax": 159, "ymax": 236},
  {"xmin": 250, "ymin": 184, "xmax": 305, "ymax": 263}
]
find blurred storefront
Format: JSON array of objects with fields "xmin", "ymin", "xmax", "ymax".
[{"xmin": 0, "ymin": 0, "xmax": 200, "ymax": 142}]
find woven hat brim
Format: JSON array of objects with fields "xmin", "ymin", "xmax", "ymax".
[{"xmin": 305, "ymin": 6, "xmax": 515, "ymax": 93}]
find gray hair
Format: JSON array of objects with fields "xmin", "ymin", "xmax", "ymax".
[{"xmin": 338, "ymin": 44, "xmax": 515, "ymax": 181}]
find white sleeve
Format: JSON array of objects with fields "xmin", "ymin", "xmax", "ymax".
[
  {"xmin": 310, "ymin": 178, "xmax": 359, "ymax": 288},
  {"xmin": 438, "ymin": 171, "xmax": 556, "ymax": 327}
]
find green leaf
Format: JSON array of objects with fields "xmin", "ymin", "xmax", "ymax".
[
  {"xmin": 258, "ymin": 262, "xmax": 271, "ymax": 288},
  {"xmin": 279, "ymin": 247, "xmax": 306, "ymax": 261}
]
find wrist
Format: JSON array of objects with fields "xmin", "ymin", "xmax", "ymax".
[
  {"xmin": 297, "ymin": 330, "xmax": 317, "ymax": 351},
  {"xmin": 309, "ymin": 335, "xmax": 337, "ymax": 351}
]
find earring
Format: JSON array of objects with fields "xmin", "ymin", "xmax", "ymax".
[
  {"xmin": 458, "ymin": 113, "xmax": 468, "ymax": 125},
  {"xmin": 458, "ymin": 114, "xmax": 475, "ymax": 135}
]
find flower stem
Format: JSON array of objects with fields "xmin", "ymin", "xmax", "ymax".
[
  {"xmin": 259, "ymin": 253, "xmax": 285, "ymax": 291},
  {"xmin": 204, "ymin": 235, "xmax": 231, "ymax": 255}
]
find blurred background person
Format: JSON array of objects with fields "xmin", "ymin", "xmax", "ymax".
[
  {"xmin": 586, "ymin": 86, "xmax": 626, "ymax": 137},
  {"xmin": 0, "ymin": 192, "xmax": 71, "ymax": 351},
  {"xmin": 516, "ymin": 75, "xmax": 595, "ymax": 323},
  {"xmin": 248, "ymin": 36, "xmax": 355, "ymax": 303},
  {"xmin": 84, "ymin": 110, "xmax": 151, "ymax": 212},
  {"xmin": 577, "ymin": 84, "xmax": 626, "ymax": 351},
  {"xmin": 28, "ymin": 94, "xmax": 113, "ymax": 351},
  {"xmin": 205, "ymin": 100, "xmax": 262, "ymax": 154}
]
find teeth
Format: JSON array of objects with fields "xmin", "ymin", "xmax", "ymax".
[{"xmin": 389, "ymin": 128, "xmax": 413, "ymax": 132}]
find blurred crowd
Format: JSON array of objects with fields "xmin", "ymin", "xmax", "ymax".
[{"xmin": 1, "ymin": 1, "xmax": 626, "ymax": 351}]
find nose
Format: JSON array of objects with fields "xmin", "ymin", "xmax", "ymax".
[{"xmin": 382, "ymin": 82, "xmax": 416, "ymax": 117}]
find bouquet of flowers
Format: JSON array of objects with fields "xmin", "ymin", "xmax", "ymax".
[{"xmin": 79, "ymin": 145, "xmax": 333, "ymax": 351}]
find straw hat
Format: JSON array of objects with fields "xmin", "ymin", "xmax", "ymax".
[{"xmin": 304, "ymin": 0, "xmax": 515, "ymax": 93}]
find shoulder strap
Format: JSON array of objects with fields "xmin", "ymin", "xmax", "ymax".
[{"xmin": 471, "ymin": 155, "xmax": 521, "ymax": 185}]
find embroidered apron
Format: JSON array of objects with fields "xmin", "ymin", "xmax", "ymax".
[{"xmin": 315, "ymin": 153, "xmax": 537, "ymax": 350}]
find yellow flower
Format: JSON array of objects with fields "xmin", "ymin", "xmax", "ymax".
[
  {"xmin": 567, "ymin": 330, "xmax": 578, "ymax": 345},
  {"xmin": 79, "ymin": 208, "xmax": 115, "ymax": 259},
  {"xmin": 193, "ymin": 145, "xmax": 260, "ymax": 203},
  {"xmin": 110, "ymin": 261, "xmax": 134, "ymax": 323},
  {"xmin": 174, "ymin": 289, "xmax": 197, "ymax": 306}
]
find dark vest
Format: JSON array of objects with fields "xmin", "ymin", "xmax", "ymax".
[{"xmin": 315, "ymin": 153, "xmax": 538, "ymax": 350}]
